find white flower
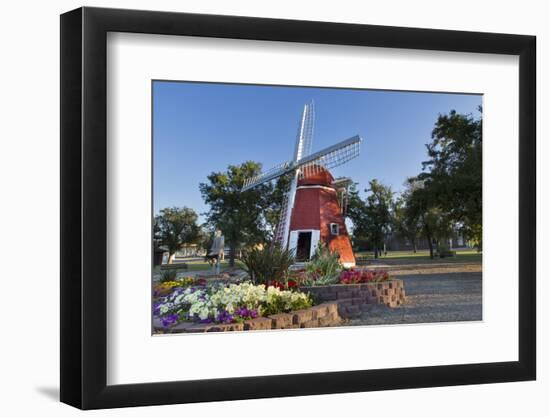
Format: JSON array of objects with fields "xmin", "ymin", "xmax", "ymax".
[
  {"xmin": 156, "ymin": 281, "xmax": 311, "ymax": 321},
  {"xmin": 159, "ymin": 304, "xmax": 171, "ymax": 314},
  {"xmin": 198, "ymin": 308, "xmax": 209, "ymax": 320}
]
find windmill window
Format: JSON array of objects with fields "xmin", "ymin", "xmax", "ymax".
[{"xmin": 330, "ymin": 223, "xmax": 339, "ymax": 235}]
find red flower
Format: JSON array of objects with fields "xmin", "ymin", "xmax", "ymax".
[
  {"xmin": 267, "ymin": 280, "xmax": 286, "ymax": 290},
  {"xmin": 361, "ymin": 270, "xmax": 374, "ymax": 282},
  {"xmin": 339, "ymin": 269, "xmax": 362, "ymax": 284},
  {"xmin": 339, "ymin": 268, "xmax": 389, "ymax": 284}
]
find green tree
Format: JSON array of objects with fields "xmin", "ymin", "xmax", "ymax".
[
  {"xmin": 199, "ymin": 161, "xmax": 273, "ymax": 267},
  {"xmin": 347, "ymin": 180, "xmax": 394, "ymax": 258},
  {"xmin": 393, "ymin": 186, "xmax": 422, "ymax": 253},
  {"xmin": 346, "ymin": 183, "xmax": 370, "ymax": 250},
  {"xmin": 154, "ymin": 207, "xmax": 200, "ymax": 264},
  {"xmin": 197, "ymin": 226, "xmax": 214, "ymax": 258},
  {"xmin": 404, "ymin": 178, "xmax": 438, "ymax": 258},
  {"xmin": 428, "ymin": 207, "xmax": 454, "ymax": 252},
  {"xmin": 420, "ymin": 108, "xmax": 482, "ymax": 248},
  {"xmin": 364, "ymin": 180, "xmax": 394, "ymax": 258},
  {"xmin": 405, "ymin": 178, "xmax": 454, "ymax": 259}
]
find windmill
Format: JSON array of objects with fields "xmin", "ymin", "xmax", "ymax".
[{"xmin": 241, "ymin": 102, "xmax": 362, "ymax": 267}]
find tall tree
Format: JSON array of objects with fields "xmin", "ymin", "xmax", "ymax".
[
  {"xmin": 347, "ymin": 180, "xmax": 394, "ymax": 258},
  {"xmin": 420, "ymin": 108, "xmax": 482, "ymax": 248},
  {"xmin": 393, "ymin": 189, "xmax": 422, "ymax": 253},
  {"xmin": 154, "ymin": 207, "xmax": 200, "ymax": 264},
  {"xmin": 346, "ymin": 183, "xmax": 370, "ymax": 250},
  {"xmin": 405, "ymin": 180, "xmax": 436, "ymax": 258},
  {"xmin": 197, "ymin": 225, "xmax": 214, "ymax": 257},
  {"xmin": 405, "ymin": 178, "xmax": 456, "ymax": 258},
  {"xmin": 364, "ymin": 180, "xmax": 394, "ymax": 258},
  {"xmin": 199, "ymin": 161, "xmax": 273, "ymax": 266}
]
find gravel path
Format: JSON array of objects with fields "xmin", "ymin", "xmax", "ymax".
[{"xmin": 346, "ymin": 271, "xmax": 482, "ymax": 326}]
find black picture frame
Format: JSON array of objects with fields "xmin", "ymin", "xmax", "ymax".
[{"xmin": 60, "ymin": 6, "xmax": 536, "ymax": 410}]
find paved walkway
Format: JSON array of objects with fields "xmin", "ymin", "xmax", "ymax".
[{"xmin": 346, "ymin": 271, "xmax": 482, "ymax": 326}]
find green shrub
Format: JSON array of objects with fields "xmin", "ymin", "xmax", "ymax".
[
  {"xmin": 241, "ymin": 244, "xmax": 295, "ymax": 285},
  {"xmin": 302, "ymin": 243, "xmax": 342, "ymax": 286},
  {"xmin": 159, "ymin": 268, "xmax": 179, "ymax": 282}
]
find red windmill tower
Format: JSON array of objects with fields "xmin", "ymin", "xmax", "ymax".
[{"xmin": 242, "ymin": 102, "xmax": 362, "ymax": 267}]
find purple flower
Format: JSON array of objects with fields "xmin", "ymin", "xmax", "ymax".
[
  {"xmin": 153, "ymin": 302, "xmax": 162, "ymax": 316},
  {"xmin": 172, "ymin": 288, "xmax": 184, "ymax": 297},
  {"xmin": 216, "ymin": 310, "xmax": 234, "ymax": 323},
  {"xmin": 234, "ymin": 307, "xmax": 258, "ymax": 320},
  {"xmin": 199, "ymin": 318, "xmax": 214, "ymax": 324},
  {"xmin": 161, "ymin": 313, "xmax": 179, "ymax": 327}
]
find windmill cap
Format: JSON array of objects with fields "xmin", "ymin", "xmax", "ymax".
[{"xmin": 297, "ymin": 166, "xmax": 334, "ymax": 187}]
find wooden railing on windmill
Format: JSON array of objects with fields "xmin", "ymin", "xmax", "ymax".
[{"xmin": 241, "ymin": 101, "xmax": 362, "ymax": 267}]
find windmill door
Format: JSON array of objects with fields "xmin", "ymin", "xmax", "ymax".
[{"xmin": 296, "ymin": 232, "xmax": 312, "ymax": 262}]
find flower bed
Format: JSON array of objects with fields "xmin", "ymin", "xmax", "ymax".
[
  {"xmin": 155, "ymin": 302, "xmax": 341, "ymax": 333},
  {"xmin": 153, "ymin": 281, "xmax": 314, "ymax": 330},
  {"xmin": 339, "ymin": 269, "xmax": 390, "ymax": 284},
  {"xmin": 153, "ymin": 276, "xmax": 207, "ymax": 297},
  {"xmin": 152, "ymin": 265, "xmax": 405, "ymax": 330},
  {"xmin": 288, "ymin": 266, "xmax": 391, "ymax": 287}
]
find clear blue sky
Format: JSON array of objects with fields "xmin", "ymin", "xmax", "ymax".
[{"xmin": 153, "ymin": 81, "xmax": 481, "ymax": 221}]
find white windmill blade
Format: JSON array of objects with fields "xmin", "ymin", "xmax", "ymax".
[
  {"xmin": 296, "ymin": 135, "xmax": 362, "ymax": 178},
  {"xmin": 242, "ymin": 101, "xmax": 316, "ymax": 192},
  {"xmin": 241, "ymin": 161, "xmax": 292, "ymax": 192},
  {"xmin": 293, "ymin": 101, "xmax": 315, "ymax": 161}
]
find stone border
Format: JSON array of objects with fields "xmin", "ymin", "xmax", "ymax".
[
  {"xmin": 300, "ymin": 280, "xmax": 406, "ymax": 318},
  {"xmin": 156, "ymin": 302, "xmax": 341, "ymax": 334}
]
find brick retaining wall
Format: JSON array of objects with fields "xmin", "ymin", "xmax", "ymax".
[
  {"xmin": 159, "ymin": 302, "xmax": 341, "ymax": 334},
  {"xmin": 300, "ymin": 280, "xmax": 406, "ymax": 319}
]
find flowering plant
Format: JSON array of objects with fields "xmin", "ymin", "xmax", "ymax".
[
  {"xmin": 339, "ymin": 269, "xmax": 390, "ymax": 284},
  {"xmin": 153, "ymin": 281, "xmax": 182, "ymax": 297},
  {"xmin": 261, "ymin": 285, "xmax": 313, "ymax": 316},
  {"xmin": 303, "ymin": 243, "xmax": 342, "ymax": 285},
  {"xmin": 287, "ymin": 279, "xmax": 298, "ymax": 289},
  {"xmin": 153, "ymin": 276, "xmax": 205, "ymax": 297},
  {"xmin": 194, "ymin": 278, "xmax": 208, "ymax": 286},
  {"xmin": 153, "ymin": 282, "xmax": 313, "ymax": 327},
  {"xmin": 217, "ymin": 307, "xmax": 259, "ymax": 324},
  {"xmin": 265, "ymin": 279, "xmax": 298, "ymax": 290},
  {"xmin": 286, "ymin": 244, "xmax": 342, "ymax": 287},
  {"xmin": 266, "ymin": 280, "xmax": 286, "ymax": 290},
  {"xmin": 177, "ymin": 276, "xmax": 196, "ymax": 286},
  {"xmin": 293, "ymin": 268, "xmax": 340, "ymax": 286}
]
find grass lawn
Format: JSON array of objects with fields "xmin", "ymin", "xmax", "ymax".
[
  {"xmin": 355, "ymin": 249, "xmax": 482, "ymax": 263},
  {"xmin": 169, "ymin": 258, "xmax": 246, "ymax": 271}
]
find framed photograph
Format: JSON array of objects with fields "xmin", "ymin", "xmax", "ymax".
[{"xmin": 60, "ymin": 6, "xmax": 536, "ymax": 409}]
